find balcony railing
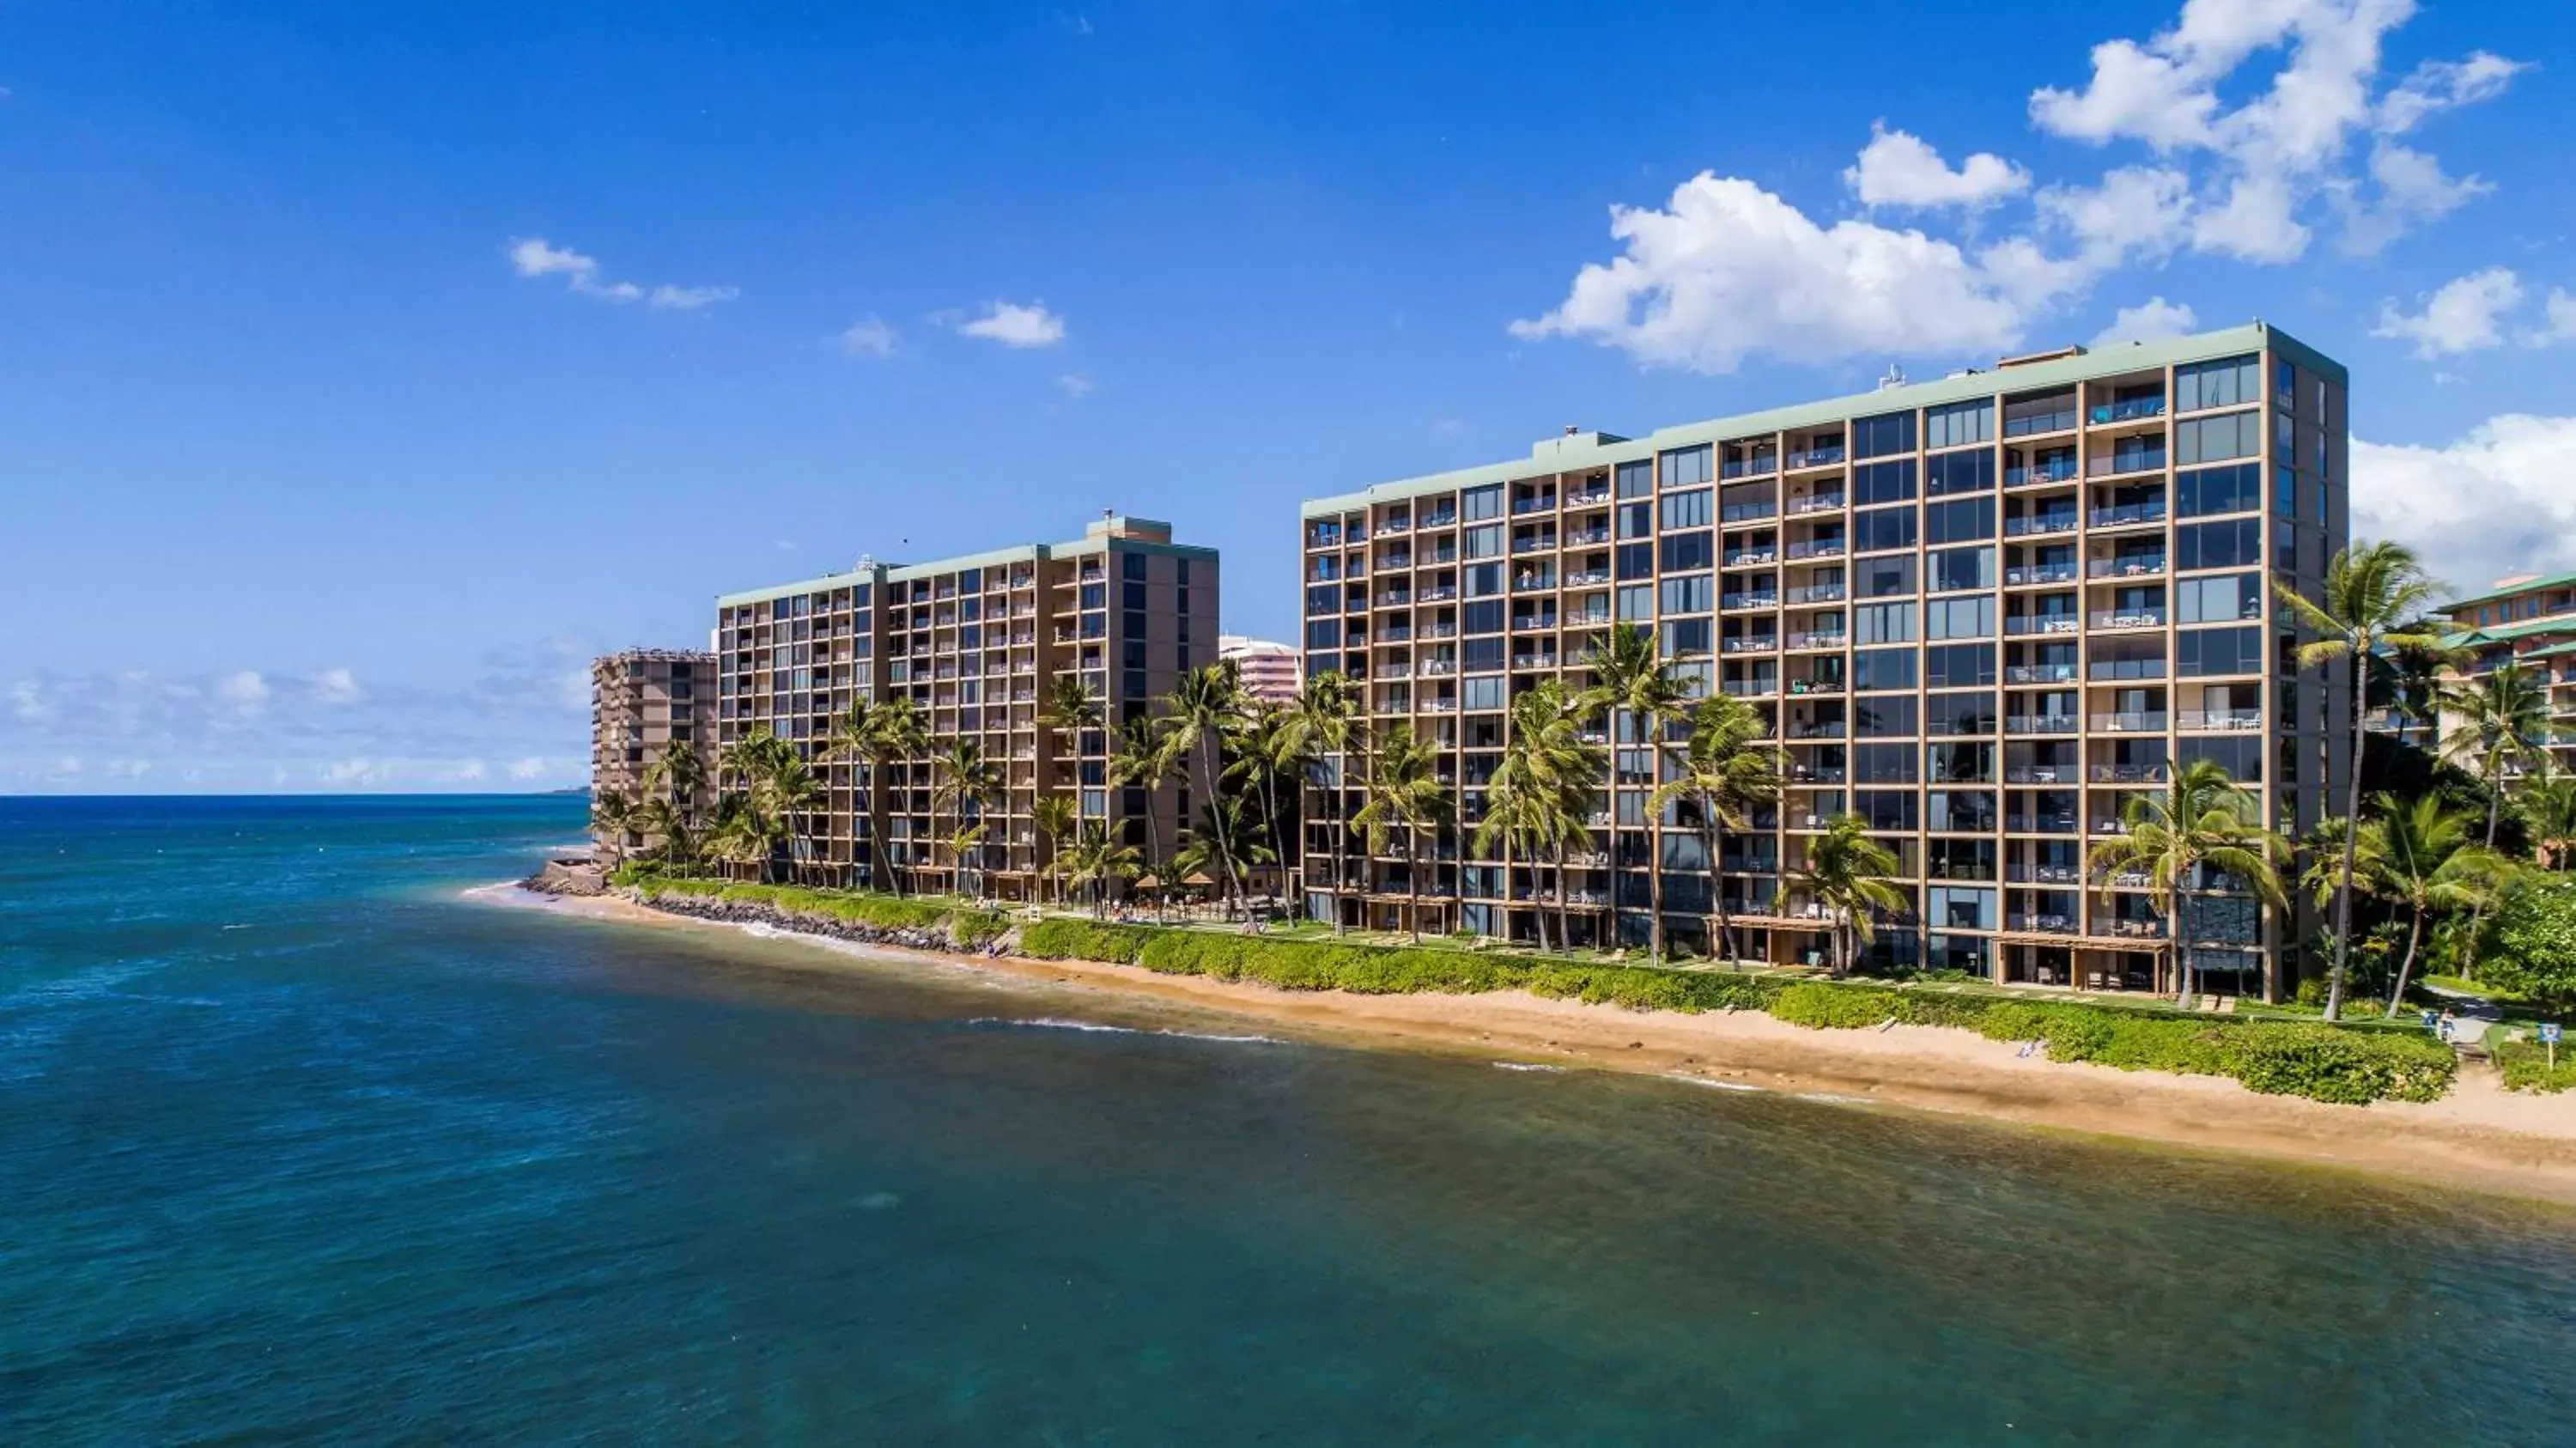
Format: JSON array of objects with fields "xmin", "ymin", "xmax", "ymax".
[
  {"xmin": 1784, "ymin": 538, "xmax": 1846, "ymax": 561},
  {"xmin": 2087, "ymin": 557, "xmax": 2166, "ymax": 579},
  {"xmin": 1722, "ymin": 679, "xmax": 1778, "ymax": 697},
  {"xmin": 1784, "ymin": 678, "xmax": 1845, "ymax": 696},
  {"xmin": 1566, "ymin": 486, "xmax": 1610, "ymax": 508},
  {"xmin": 1791, "ymin": 721, "xmax": 1849, "ymax": 739},
  {"xmin": 2008, "ymin": 864, "xmax": 2083, "ymax": 885},
  {"xmin": 2088, "ymin": 609, "xmax": 2166, "ymax": 630},
  {"xmin": 2004, "ymin": 765, "xmax": 2071, "ymax": 783},
  {"xmin": 1723, "ymin": 547, "xmax": 1778, "ymax": 567},
  {"xmin": 2088, "ymin": 711, "xmax": 2168, "ymax": 733},
  {"xmin": 1511, "ymin": 496, "xmax": 1557, "ymax": 514},
  {"xmin": 1721, "ymin": 592, "xmax": 1781, "ymax": 611},
  {"xmin": 2004, "ymin": 407, "xmax": 2080, "ymax": 438},
  {"xmin": 2006, "ymin": 615, "xmax": 2080, "ymax": 636},
  {"xmin": 2091, "ymin": 919, "xmax": 2166, "ymax": 940},
  {"xmin": 1786, "ymin": 630, "xmax": 1847, "ymax": 650},
  {"xmin": 1510, "ymin": 616, "xmax": 1559, "ymax": 633},
  {"xmin": 1789, "ymin": 490, "xmax": 1846, "ymax": 514},
  {"xmin": 2179, "ymin": 708, "xmax": 2263, "ymax": 730},
  {"xmin": 1787, "ymin": 446, "xmax": 1846, "ymax": 469},
  {"xmin": 2086, "ymin": 449, "xmax": 2167, "ymax": 478},
  {"xmin": 2007, "ymin": 664, "xmax": 2079, "ymax": 684},
  {"xmin": 2087, "ymin": 660, "xmax": 2167, "ymax": 682},
  {"xmin": 2005, "ymin": 715, "xmax": 2080, "ymax": 735},
  {"xmin": 1786, "ymin": 583, "xmax": 1847, "ymax": 605},
  {"xmin": 1722, "ymin": 636, "xmax": 1780, "ymax": 654},
  {"xmin": 2008, "ymin": 913, "xmax": 2076, "ymax": 934},
  {"xmin": 2005, "ymin": 514, "xmax": 2080, "ymax": 538},
  {"xmin": 2090, "ymin": 764, "xmax": 2170, "ymax": 783},
  {"xmin": 1512, "ymin": 654, "xmax": 1560, "ymax": 671},
  {"xmin": 2090, "ymin": 397, "xmax": 2167, "ymax": 424},
  {"xmin": 1422, "ymin": 510, "xmax": 1457, "ymax": 528},
  {"xmin": 1721, "ymin": 502, "xmax": 1781, "ymax": 523},
  {"xmin": 1722, "ymin": 456, "xmax": 1779, "ymax": 479},
  {"xmin": 2089, "ymin": 502, "xmax": 2166, "ymax": 528},
  {"xmin": 1511, "ymin": 535, "xmax": 1557, "ymax": 554},
  {"xmin": 2007, "ymin": 813, "xmax": 2080, "ymax": 834},
  {"xmin": 2005, "ymin": 460, "xmax": 2081, "ymax": 487},
  {"xmin": 2005, "ymin": 564, "xmax": 2080, "ymax": 587},
  {"xmin": 1564, "ymin": 569, "xmax": 1612, "ymax": 587}
]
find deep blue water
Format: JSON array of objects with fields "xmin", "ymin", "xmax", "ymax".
[{"xmin": 3, "ymin": 795, "xmax": 2573, "ymax": 1444}]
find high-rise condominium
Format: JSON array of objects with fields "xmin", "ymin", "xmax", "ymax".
[
  {"xmin": 1297, "ymin": 324, "xmax": 2347, "ymax": 1001},
  {"xmin": 592, "ymin": 648, "xmax": 716, "ymax": 812},
  {"xmin": 711, "ymin": 514, "xmax": 1218, "ymax": 897}
]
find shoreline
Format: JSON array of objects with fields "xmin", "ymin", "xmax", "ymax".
[{"xmin": 479, "ymin": 882, "xmax": 2576, "ymax": 1206}]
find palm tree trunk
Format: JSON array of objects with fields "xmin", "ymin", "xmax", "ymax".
[
  {"xmin": 1194, "ymin": 737, "xmax": 1240, "ymax": 918},
  {"xmin": 1555, "ymin": 838, "xmax": 1573, "ymax": 956},
  {"xmin": 2171, "ymin": 885, "xmax": 2191, "ymax": 1007},
  {"xmin": 2458, "ymin": 764, "xmax": 2506, "ymax": 981},
  {"xmin": 2327, "ymin": 664, "xmax": 2367, "ymax": 1020},
  {"xmin": 1704, "ymin": 808, "xmax": 1731, "ymax": 965},
  {"xmin": 1261, "ymin": 765, "xmax": 1287, "ymax": 921},
  {"xmin": 2385, "ymin": 905, "xmax": 2427, "ymax": 1020},
  {"xmin": 1647, "ymin": 820, "xmax": 1666, "ymax": 964},
  {"xmin": 1404, "ymin": 833, "xmax": 1423, "ymax": 945}
]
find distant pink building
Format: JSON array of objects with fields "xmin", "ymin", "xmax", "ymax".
[{"xmin": 1220, "ymin": 635, "xmax": 1300, "ymax": 704}]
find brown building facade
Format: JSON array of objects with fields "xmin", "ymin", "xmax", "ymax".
[{"xmin": 591, "ymin": 648, "xmax": 716, "ymax": 811}]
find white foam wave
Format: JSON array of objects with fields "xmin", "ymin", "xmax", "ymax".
[
  {"xmin": 1492, "ymin": 1062, "xmax": 1567, "ymax": 1074},
  {"xmin": 1666, "ymin": 1074, "xmax": 1765, "ymax": 1092},
  {"xmin": 969, "ymin": 1016, "xmax": 1282, "ymax": 1045}
]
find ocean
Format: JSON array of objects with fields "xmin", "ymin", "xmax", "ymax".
[{"xmin": 3, "ymin": 795, "xmax": 2571, "ymax": 1444}]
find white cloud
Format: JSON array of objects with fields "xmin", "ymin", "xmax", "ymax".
[
  {"xmin": 2354, "ymin": 416, "xmax": 2576, "ymax": 595},
  {"xmin": 508, "ymin": 757, "xmax": 548, "ymax": 781},
  {"xmin": 10, "ymin": 680, "xmax": 50, "ymax": 721},
  {"xmin": 506, "ymin": 236, "xmax": 735, "ymax": 311},
  {"xmin": 1509, "ymin": 173, "xmax": 2036, "ymax": 374},
  {"xmin": 321, "ymin": 757, "xmax": 386, "ymax": 787},
  {"xmin": 445, "ymin": 758, "xmax": 489, "ymax": 783},
  {"xmin": 1845, "ymin": 125, "xmax": 2031, "ymax": 210},
  {"xmin": 308, "ymin": 668, "xmax": 362, "ymax": 705},
  {"xmin": 106, "ymin": 759, "xmax": 151, "ymax": 781},
  {"xmin": 2378, "ymin": 52, "xmax": 2532, "ymax": 135},
  {"xmin": 956, "ymin": 300, "xmax": 1066, "ymax": 348},
  {"xmin": 837, "ymin": 315, "xmax": 898, "ymax": 357},
  {"xmin": 2091, "ymin": 297, "xmax": 2199, "ymax": 348},
  {"xmin": 1055, "ymin": 371, "xmax": 1096, "ymax": 398},
  {"xmin": 216, "ymin": 670, "xmax": 270, "ymax": 716},
  {"xmin": 2537, "ymin": 289, "xmax": 2576, "ymax": 347},
  {"xmin": 2372, "ymin": 267, "xmax": 2524, "ymax": 356}
]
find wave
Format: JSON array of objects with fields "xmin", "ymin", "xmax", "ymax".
[
  {"xmin": 1666, "ymin": 1074, "xmax": 1765, "ymax": 1093},
  {"xmin": 1492, "ymin": 1062, "xmax": 1567, "ymax": 1074},
  {"xmin": 967, "ymin": 1016, "xmax": 1283, "ymax": 1045}
]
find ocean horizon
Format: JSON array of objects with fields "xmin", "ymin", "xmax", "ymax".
[{"xmin": 5, "ymin": 794, "xmax": 2573, "ymax": 1443}]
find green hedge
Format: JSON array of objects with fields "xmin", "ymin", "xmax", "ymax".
[
  {"xmin": 2495, "ymin": 1039, "xmax": 2576, "ymax": 1094},
  {"xmin": 670, "ymin": 896, "xmax": 2459, "ymax": 1105}
]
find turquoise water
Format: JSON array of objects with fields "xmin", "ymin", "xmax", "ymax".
[{"xmin": 3, "ymin": 797, "xmax": 2572, "ymax": 1444}]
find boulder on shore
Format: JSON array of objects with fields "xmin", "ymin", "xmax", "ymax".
[{"xmin": 524, "ymin": 856, "xmax": 608, "ymax": 897}]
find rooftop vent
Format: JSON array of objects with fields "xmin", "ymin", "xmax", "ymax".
[{"xmin": 1877, "ymin": 364, "xmax": 1907, "ymax": 391}]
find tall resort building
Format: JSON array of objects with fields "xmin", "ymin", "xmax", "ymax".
[
  {"xmin": 1218, "ymin": 635, "xmax": 1303, "ymax": 704},
  {"xmin": 1298, "ymin": 324, "xmax": 2348, "ymax": 1001},
  {"xmin": 592, "ymin": 648, "xmax": 716, "ymax": 810},
  {"xmin": 711, "ymin": 514, "xmax": 1219, "ymax": 898},
  {"xmin": 2429, "ymin": 574, "xmax": 2576, "ymax": 773}
]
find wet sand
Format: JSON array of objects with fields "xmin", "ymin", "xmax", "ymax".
[{"xmin": 480, "ymin": 885, "xmax": 2576, "ymax": 1206}]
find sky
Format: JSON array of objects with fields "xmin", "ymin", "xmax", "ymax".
[{"xmin": 5, "ymin": 0, "xmax": 2574, "ymax": 794}]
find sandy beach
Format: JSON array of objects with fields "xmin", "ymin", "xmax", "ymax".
[{"xmin": 484, "ymin": 884, "xmax": 2576, "ymax": 1206}]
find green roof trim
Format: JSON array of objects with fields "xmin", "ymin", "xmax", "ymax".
[
  {"xmin": 1301, "ymin": 321, "xmax": 2342, "ymax": 519},
  {"xmin": 2443, "ymin": 569, "xmax": 2576, "ymax": 612},
  {"xmin": 2446, "ymin": 613, "xmax": 2576, "ymax": 646}
]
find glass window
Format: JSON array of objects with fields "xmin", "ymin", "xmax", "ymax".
[
  {"xmin": 2177, "ymin": 519, "xmax": 2262, "ymax": 571},
  {"xmin": 2176, "ymin": 354, "xmax": 2259, "ymax": 412},
  {"xmin": 1926, "ymin": 885, "xmax": 1997, "ymax": 929},
  {"xmin": 1925, "ymin": 596, "xmax": 1995, "ymax": 640},
  {"xmin": 1855, "ymin": 601, "xmax": 1917, "ymax": 644},
  {"xmin": 1662, "ymin": 618, "xmax": 1711, "ymax": 657},
  {"xmin": 1462, "ymin": 676, "xmax": 1507, "ymax": 711},
  {"xmin": 1928, "ymin": 545, "xmax": 1994, "ymax": 593},
  {"xmin": 2177, "ymin": 462, "xmax": 2260, "ymax": 518},
  {"xmin": 2174, "ymin": 411, "xmax": 2259, "ymax": 465},
  {"xmin": 2275, "ymin": 410, "xmax": 2295, "ymax": 465},
  {"xmin": 1927, "ymin": 691, "xmax": 1996, "ymax": 736},
  {"xmin": 1660, "ymin": 531, "xmax": 1714, "ymax": 572},
  {"xmin": 1923, "ymin": 400, "xmax": 1994, "ymax": 451},
  {"xmin": 1618, "ymin": 584, "xmax": 1655, "ymax": 620},
  {"xmin": 1856, "ymin": 695, "xmax": 1917, "ymax": 738},
  {"xmin": 2176, "ymin": 572, "xmax": 2261, "ymax": 624},
  {"xmin": 1467, "ymin": 563, "xmax": 1503, "ymax": 596},
  {"xmin": 1854, "ymin": 647, "xmax": 1917, "ymax": 691},
  {"xmin": 1616, "ymin": 459, "xmax": 1655, "ymax": 497},
  {"xmin": 1618, "ymin": 502, "xmax": 1653, "ymax": 538},
  {"xmin": 1660, "ymin": 574, "xmax": 1714, "ymax": 614},
  {"xmin": 1662, "ymin": 445, "xmax": 1713, "ymax": 488},
  {"xmin": 1465, "ymin": 524, "xmax": 1504, "ymax": 557},
  {"xmin": 1925, "ymin": 496, "xmax": 1995, "ymax": 545},
  {"xmin": 1854, "ymin": 791, "xmax": 1920, "ymax": 830},
  {"xmin": 1855, "ymin": 743, "xmax": 1917, "ymax": 783},
  {"xmin": 1463, "ymin": 600, "xmax": 1504, "ymax": 634},
  {"xmin": 1924, "ymin": 642, "xmax": 1995, "ymax": 687},
  {"xmin": 1859, "ymin": 555, "xmax": 1917, "ymax": 598},
  {"xmin": 1659, "ymin": 490, "xmax": 1712, "ymax": 529},
  {"xmin": 1926, "ymin": 449, "xmax": 1994, "ymax": 496},
  {"xmin": 1462, "ymin": 484, "xmax": 1504, "ymax": 521},
  {"xmin": 1305, "ymin": 619, "xmax": 1340, "ymax": 648},
  {"xmin": 1852, "ymin": 410, "xmax": 1917, "ymax": 459},
  {"xmin": 1854, "ymin": 505, "xmax": 1917, "ymax": 553},
  {"xmin": 2178, "ymin": 625, "xmax": 2263, "ymax": 676},
  {"xmin": 1854, "ymin": 459, "xmax": 1917, "ymax": 504}
]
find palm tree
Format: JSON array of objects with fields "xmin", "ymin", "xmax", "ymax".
[
  {"xmin": 702, "ymin": 790, "xmax": 775, "ymax": 879},
  {"xmin": 1040, "ymin": 674, "xmax": 1105, "ymax": 739},
  {"xmin": 1478, "ymin": 678, "xmax": 1604, "ymax": 952},
  {"xmin": 1058, "ymin": 819, "xmax": 1140, "ymax": 916},
  {"xmin": 2085, "ymin": 758, "xmax": 2287, "ymax": 1007},
  {"xmin": 2442, "ymin": 663, "xmax": 2551, "ymax": 851},
  {"xmin": 2350, "ymin": 792, "xmax": 2514, "ymax": 1018},
  {"xmin": 1227, "ymin": 699, "xmax": 1303, "ymax": 914},
  {"xmin": 637, "ymin": 794, "xmax": 696, "ymax": 871},
  {"xmin": 1108, "ymin": 713, "xmax": 1185, "ymax": 903},
  {"xmin": 2374, "ymin": 636, "xmax": 2461, "ymax": 749},
  {"xmin": 1794, "ymin": 813, "xmax": 1907, "ymax": 976},
  {"xmin": 644, "ymin": 738, "xmax": 708, "ymax": 820},
  {"xmin": 716, "ymin": 729, "xmax": 797, "ymax": 882},
  {"xmin": 2524, "ymin": 768, "xmax": 2576, "ymax": 871},
  {"xmin": 932, "ymin": 739, "xmax": 1001, "ymax": 898},
  {"xmin": 1649, "ymin": 692, "xmax": 1784, "ymax": 964},
  {"xmin": 1289, "ymin": 670, "xmax": 1365, "ymax": 931},
  {"xmin": 590, "ymin": 788, "xmax": 638, "ymax": 861},
  {"xmin": 2277, "ymin": 541, "xmax": 2449, "ymax": 1019},
  {"xmin": 1176, "ymin": 798, "xmax": 1270, "ymax": 911},
  {"xmin": 1352, "ymin": 721, "xmax": 1452, "ymax": 943},
  {"xmin": 1580, "ymin": 624, "xmax": 1691, "ymax": 961},
  {"xmin": 1165, "ymin": 661, "xmax": 1249, "ymax": 916},
  {"xmin": 757, "ymin": 748, "xmax": 824, "ymax": 885},
  {"xmin": 945, "ymin": 822, "xmax": 990, "ymax": 902},
  {"xmin": 1030, "ymin": 794, "xmax": 1080, "ymax": 905},
  {"xmin": 824, "ymin": 696, "xmax": 928, "ymax": 894}
]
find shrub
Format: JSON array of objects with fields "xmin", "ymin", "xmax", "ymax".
[
  {"xmin": 1771, "ymin": 983, "xmax": 1905, "ymax": 1030},
  {"xmin": 2486, "ymin": 878, "xmax": 2576, "ymax": 1013},
  {"xmin": 2495, "ymin": 1038, "xmax": 2576, "ymax": 1094}
]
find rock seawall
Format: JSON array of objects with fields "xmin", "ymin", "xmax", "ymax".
[
  {"xmin": 523, "ymin": 856, "xmax": 608, "ymax": 897},
  {"xmin": 627, "ymin": 891, "xmax": 1007, "ymax": 956}
]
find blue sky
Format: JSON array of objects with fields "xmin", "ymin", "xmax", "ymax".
[{"xmin": 6, "ymin": 0, "xmax": 2573, "ymax": 792}]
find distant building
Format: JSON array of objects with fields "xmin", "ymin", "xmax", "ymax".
[
  {"xmin": 713, "ymin": 513, "xmax": 1220, "ymax": 897},
  {"xmin": 2424, "ymin": 571, "xmax": 2576, "ymax": 770},
  {"xmin": 1220, "ymin": 635, "xmax": 1301, "ymax": 703},
  {"xmin": 591, "ymin": 648, "xmax": 716, "ymax": 824}
]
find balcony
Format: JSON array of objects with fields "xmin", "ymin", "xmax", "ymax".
[
  {"xmin": 1419, "ymin": 585, "xmax": 1460, "ymax": 601},
  {"xmin": 1786, "ymin": 583, "xmax": 1847, "ymax": 605},
  {"xmin": 1510, "ymin": 616, "xmax": 1560, "ymax": 633},
  {"xmin": 2088, "ymin": 711, "xmax": 2168, "ymax": 733},
  {"xmin": 1511, "ymin": 535, "xmax": 1558, "ymax": 555},
  {"xmin": 1789, "ymin": 491, "xmax": 1847, "ymax": 515},
  {"xmin": 1373, "ymin": 664, "xmax": 1413, "ymax": 681},
  {"xmin": 2179, "ymin": 708, "xmax": 2263, "ymax": 730},
  {"xmin": 1721, "ymin": 502, "xmax": 1781, "ymax": 524},
  {"xmin": 2088, "ymin": 609, "xmax": 2166, "ymax": 630},
  {"xmin": 1723, "ymin": 547, "xmax": 1779, "ymax": 567},
  {"xmin": 1721, "ymin": 592, "xmax": 1780, "ymax": 611},
  {"xmin": 2007, "ymin": 813, "xmax": 2080, "ymax": 834},
  {"xmin": 1789, "ymin": 765, "xmax": 1847, "ymax": 783},
  {"xmin": 2089, "ymin": 763, "xmax": 2170, "ymax": 783},
  {"xmin": 1512, "ymin": 654, "xmax": 1560, "ymax": 671},
  {"xmin": 1376, "ymin": 590, "xmax": 1412, "ymax": 608},
  {"xmin": 2086, "ymin": 449, "xmax": 2167, "ymax": 478},
  {"xmin": 2007, "ymin": 663, "xmax": 2078, "ymax": 684},
  {"xmin": 1787, "ymin": 446, "xmax": 1846, "ymax": 470},
  {"xmin": 1511, "ymin": 572, "xmax": 1557, "ymax": 593},
  {"xmin": 1722, "ymin": 679, "xmax": 1778, "ymax": 697},
  {"xmin": 1422, "ymin": 509, "xmax": 1458, "ymax": 528},
  {"xmin": 2004, "ymin": 764, "xmax": 2072, "ymax": 783},
  {"xmin": 1564, "ymin": 568, "xmax": 1612, "ymax": 587},
  {"xmin": 2005, "ymin": 563, "xmax": 2081, "ymax": 587},
  {"xmin": 2089, "ymin": 502, "xmax": 2166, "ymax": 529},
  {"xmin": 1784, "ymin": 538, "xmax": 1846, "ymax": 562},
  {"xmin": 1420, "ymin": 660, "xmax": 1459, "ymax": 676},
  {"xmin": 2006, "ymin": 615, "xmax": 2080, "ymax": 636},
  {"xmin": 2008, "ymin": 864, "xmax": 2084, "ymax": 885},
  {"xmin": 2005, "ymin": 405, "xmax": 2081, "ymax": 438},
  {"xmin": 2005, "ymin": 514, "xmax": 2080, "ymax": 538},
  {"xmin": 1785, "ymin": 678, "xmax": 1845, "ymax": 696},
  {"xmin": 2090, "ymin": 397, "xmax": 2167, "ymax": 424},
  {"xmin": 1785, "ymin": 630, "xmax": 1847, "ymax": 651},
  {"xmin": 2087, "ymin": 659, "xmax": 2167, "ymax": 682},
  {"xmin": 1722, "ymin": 456, "xmax": 1780, "ymax": 479},
  {"xmin": 1791, "ymin": 721, "xmax": 1849, "ymax": 739},
  {"xmin": 1566, "ymin": 484, "xmax": 1611, "ymax": 508},
  {"xmin": 2008, "ymin": 912, "xmax": 2077, "ymax": 934},
  {"xmin": 1722, "ymin": 636, "xmax": 1780, "ymax": 654},
  {"xmin": 2091, "ymin": 919, "xmax": 2167, "ymax": 940},
  {"xmin": 2087, "ymin": 556, "xmax": 2166, "ymax": 579},
  {"xmin": 1377, "ymin": 518, "xmax": 1411, "ymax": 534},
  {"xmin": 1422, "ymin": 622, "xmax": 1460, "ymax": 639},
  {"xmin": 1511, "ymin": 496, "xmax": 1558, "ymax": 515},
  {"xmin": 1566, "ymin": 526, "xmax": 1611, "ymax": 546},
  {"xmin": 2005, "ymin": 715, "xmax": 2080, "ymax": 735},
  {"xmin": 2006, "ymin": 459, "xmax": 2081, "ymax": 487}
]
